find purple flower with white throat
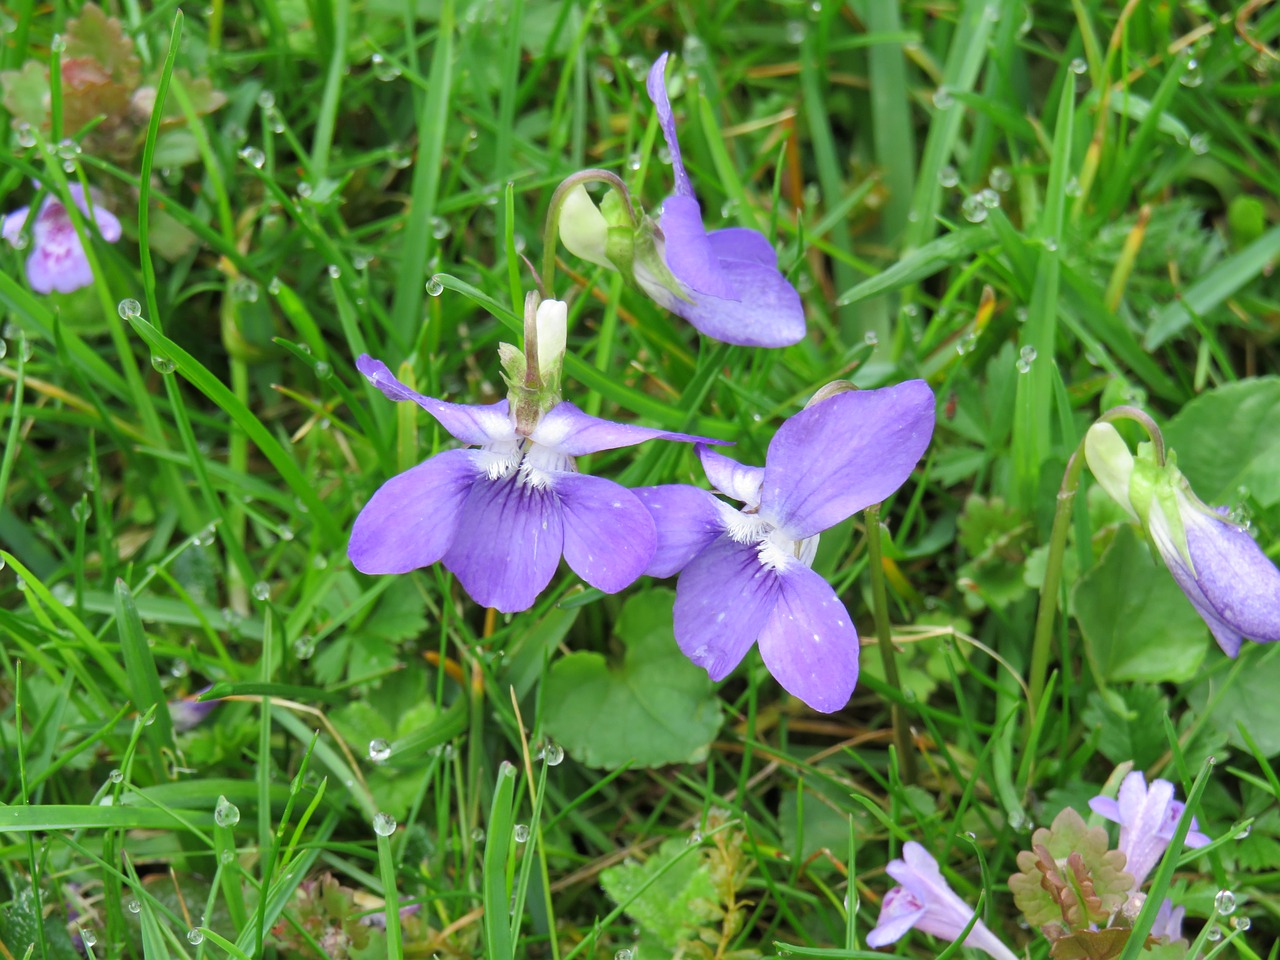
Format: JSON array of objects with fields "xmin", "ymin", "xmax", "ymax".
[
  {"xmin": 3, "ymin": 183, "xmax": 121, "ymax": 294},
  {"xmin": 866, "ymin": 842, "xmax": 1018, "ymax": 960},
  {"xmin": 1087, "ymin": 770, "xmax": 1210, "ymax": 891},
  {"xmin": 1085, "ymin": 421, "xmax": 1280, "ymax": 657},
  {"xmin": 349, "ymin": 298, "xmax": 721, "ymax": 613},
  {"xmin": 636, "ymin": 381, "xmax": 934, "ymax": 712},
  {"xmin": 558, "ymin": 53, "xmax": 804, "ymax": 348}
]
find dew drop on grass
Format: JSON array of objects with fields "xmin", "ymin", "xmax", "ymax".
[
  {"xmin": 369, "ymin": 739, "xmax": 391, "ymax": 763},
  {"xmin": 1070, "ymin": 57, "xmax": 1087, "ymax": 75},
  {"xmin": 785, "ymin": 19, "xmax": 806, "ymax": 43},
  {"xmin": 1206, "ymin": 925, "xmax": 1222, "ymax": 942},
  {"xmin": 214, "ymin": 795, "xmax": 241, "ymax": 827},
  {"xmin": 978, "ymin": 187, "xmax": 1001, "ymax": 209},
  {"xmin": 960, "ymin": 195, "xmax": 988, "ymax": 223},
  {"xmin": 109, "ymin": 769, "xmax": 123, "ymax": 784},
  {"xmin": 1020, "ymin": 345, "xmax": 1037, "ymax": 363},
  {"xmin": 251, "ymin": 581, "xmax": 270, "ymax": 601},
  {"xmin": 430, "ymin": 216, "xmax": 451, "ymax": 239},
  {"xmin": 426, "ymin": 275, "xmax": 444, "ymax": 296},
  {"xmin": 1064, "ymin": 175, "xmax": 1082, "ymax": 197},
  {"xmin": 1180, "ymin": 57, "xmax": 1203, "ymax": 87},
  {"xmin": 499, "ymin": 760, "xmax": 517, "ymax": 778},
  {"xmin": 989, "ymin": 166, "xmax": 1012, "ymax": 191},
  {"xmin": 293, "ymin": 635, "xmax": 316, "ymax": 659},
  {"xmin": 314, "ymin": 361, "xmax": 332, "ymax": 379},
  {"xmin": 50, "ymin": 32, "xmax": 66, "ymax": 52},
  {"xmin": 220, "ymin": 849, "xmax": 235, "ymax": 865},
  {"xmin": 864, "ymin": 331, "xmax": 878, "ymax": 346},
  {"xmin": 1236, "ymin": 822, "xmax": 1252, "ymax": 839},
  {"xmin": 257, "ymin": 89, "xmax": 275, "ymax": 109},
  {"xmin": 932, "ymin": 85, "xmax": 954, "ymax": 109},
  {"xmin": 237, "ymin": 146, "xmax": 265, "ymax": 168},
  {"xmin": 513, "ymin": 823, "xmax": 529, "ymax": 843},
  {"xmin": 1235, "ymin": 916, "xmax": 1251, "ymax": 931},
  {"xmin": 371, "ymin": 52, "xmax": 401, "ymax": 81},
  {"xmin": 187, "ymin": 928, "xmax": 204, "ymax": 945},
  {"xmin": 615, "ymin": 950, "xmax": 633, "ymax": 960},
  {"xmin": 1190, "ymin": 133, "xmax": 1210, "ymax": 155},
  {"xmin": 326, "ymin": 264, "xmax": 341, "ymax": 279},
  {"xmin": 81, "ymin": 929, "xmax": 97, "ymax": 947},
  {"xmin": 688, "ymin": 830, "xmax": 702, "ymax": 845},
  {"xmin": 117, "ymin": 298, "xmax": 142, "ymax": 319},
  {"xmin": 471, "ymin": 827, "xmax": 485, "ymax": 843},
  {"xmin": 268, "ymin": 276, "xmax": 283, "ymax": 295},
  {"xmin": 373, "ymin": 812, "xmax": 397, "ymax": 836},
  {"xmin": 543, "ymin": 742, "xmax": 564, "ymax": 766},
  {"xmin": 127, "ymin": 899, "xmax": 141, "ymax": 914},
  {"xmin": 1215, "ymin": 890, "xmax": 1237, "ymax": 915}
]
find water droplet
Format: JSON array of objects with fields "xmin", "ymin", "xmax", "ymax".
[
  {"xmin": 8, "ymin": 231, "xmax": 28, "ymax": 250},
  {"xmin": 390, "ymin": 148, "xmax": 412, "ymax": 169},
  {"xmin": 1020, "ymin": 345, "xmax": 1037, "ymax": 363},
  {"xmin": 1215, "ymin": 890, "xmax": 1237, "ymax": 915},
  {"xmin": 19, "ymin": 335, "xmax": 33, "ymax": 362},
  {"xmin": 499, "ymin": 760, "xmax": 517, "ymax": 779},
  {"xmin": 471, "ymin": 827, "xmax": 485, "ymax": 842},
  {"xmin": 1235, "ymin": 822, "xmax": 1252, "ymax": 839},
  {"xmin": 214, "ymin": 795, "xmax": 241, "ymax": 827},
  {"xmin": 961, "ymin": 195, "xmax": 988, "ymax": 223},
  {"xmin": 863, "ymin": 331, "xmax": 878, "ymax": 346},
  {"xmin": 251, "ymin": 581, "xmax": 270, "ymax": 601},
  {"xmin": 231, "ymin": 277, "xmax": 260, "ymax": 302},
  {"xmin": 427, "ymin": 215, "xmax": 451, "ymax": 240},
  {"xmin": 543, "ymin": 742, "xmax": 564, "ymax": 766},
  {"xmin": 81, "ymin": 929, "xmax": 97, "ymax": 947},
  {"xmin": 71, "ymin": 499, "xmax": 90, "ymax": 523},
  {"xmin": 978, "ymin": 187, "xmax": 1001, "ymax": 209},
  {"xmin": 326, "ymin": 263, "xmax": 341, "ymax": 279},
  {"xmin": 371, "ymin": 52, "xmax": 401, "ymax": 81},
  {"xmin": 109, "ymin": 768, "xmax": 124, "ymax": 784},
  {"xmin": 1190, "ymin": 132, "xmax": 1210, "ymax": 155},
  {"xmin": 50, "ymin": 32, "xmax": 66, "ymax": 52},
  {"xmin": 118, "ymin": 298, "xmax": 142, "ymax": 319},
  {"xmin": 688, "ymin": 830, "xmax": 702, "ymax": 845},
  {"xmin": 785, "ymin": 19, "xmax": 806, "ymax": 43},
  {"xmin": 682, "ymin": 35, "xmax": 707, "ymax": 67},
  {"xmin": 1064, "ymin": 175, "xmax": 1082, "ymax": 197},
  {"xmin": 373, "ymin": 812, "xmax": 397, "ymax": 836},
  {"xmin": 127, "ymin": 899, "xmax": 141, "ymax": 914},
  {"xmin": 1043, "ymin": 237, "xmax": 1058, "ymax": 252},
  {"xmin": 369, "ymin": 739, "xmax": 391, "ymax": 763},
  {"xmin": 626, "ymin": 151, "xmax": 642, "ymax": 172},
  {"xmin": 170, "ymin": 658, "xmax": 190, "ymax": 678},
  {"xmin": 513, "ymin": 823, "xmax": 530, "ymax": 842},
  {"xmin": 989, "ymin": 166, "xmax": 1012, "ymax": 191},
  {"xmin": 932, "ymin": 86, "xmax": 954, "ymax": 109},
  {"xmin": 615, "ymin": 950, "xmax": 633, "ymax": 960},
  {"xmin": 938, "ymin": 164, "xmax": 960, "ymax": 188},
  {"xmin": 1016, "ymin": 357, "xmax": 1033, "ymax": 374},
  {"xmin": 15, "ymin": 122, "xmax": 35, "ymax": 148},
  {"xmin": 257, "ymin": 89, "xmax": 276, "ymax": 109},
  {"xmin": 1070, "ymin": 57, "xmax": 1088, "ymax": 75},
  {"xmin": 268, "ymin": 276, "xmax": 283, "ymax": 296},
  {"xmin": 187, "ymin": 928, "xmax": 204, "ymax": 945},
  {"xmin": 238, "ymin": 145, "xmax": 266, "ymax": 168},
  {"xmin": 293, "ymin": 635, "xmax": 316, "ymax": 659},
  {"xmin": 296, "ymin": 182, "xmax": 314, "ymax": 201},
  {"xmin": 1180, "ymin": 57, "xmax": 1203, "ymax": 87},
  {"xmin": 267, "ymin": 107, "xmax": 285, "ymax": 134},
  {"xmin": 1206, "ymin": 924, "xmax": 1222, "ymax": 942},
  {"xmin": 1234, "ymin": 916, "xmax": 1251, "ymax": 931},
  {"xmin": 426, "ymin": 275, "xmax": 444, "ymax": 296}
]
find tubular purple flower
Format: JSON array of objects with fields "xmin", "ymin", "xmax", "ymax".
[
  {"xmin": 169, "ymin": 687, "xmax": 218, "ymax": 732},
  {"xmin": 636, "ymin": 381, "xmax": 935, "ymax": 712},
  {"xmin": 1087, "ymin": 770, "xmax": 1210, "ymax": 891},
  {"xmin": 1149, "ymin": 898, "xmax": 1185, "ymax": 943},
  {"xmin": 2, "ymin": 183, "xmax": 121, "ymax": 294},
  {"xmin": 1084, "ymin": 422, "xmax": 1280, "ymax": 657},
  {"xmin": 866, "ymin": 842, "xmax": 1018, "ymax": 960},
  {"xmin": 348, "ymin": 352, "xmax": 722, "ymax": 613}
]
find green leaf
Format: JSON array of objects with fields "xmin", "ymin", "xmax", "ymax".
[
  {"xmin": 541, "ymin": 589, "xmax": 723, "ymax": 769},
  {"xmin": 1, "ymin": 61, "xmax": 51, "ymax": 128},
  {"xmin": 1071, "ymin": 525, "xmax": 1208, "ymax": 684},
  {"xmin": 1186, "ymin": 643, "xmax": 1280, "ymax": 757},
  {"xmin": 1162, "ymin": 377, "xmax": 1280, "ymax": 508},
  {"xmin": 600, "ymin": 836, "xmax": 720, "ymax": 948},
  {"xmin": 64, "ymin": 2, "xmax": 142, "ymax": 87},
  {"xmin": 1081, "ymin": 687, "xmax": 1170, "ymax": 768}
]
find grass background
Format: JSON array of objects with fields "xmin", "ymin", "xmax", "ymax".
[{"xmin": 2, "ymin": 0, "xmax": 1280, "ymax": 957}]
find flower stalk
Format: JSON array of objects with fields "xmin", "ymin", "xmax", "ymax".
[
  {"xmin": 540, "ymin": 168, "xmax": 637, "ymax": 300},
  {"xmin": 865, "ymin": 503, "xmax": 917, "ymax": 785}
]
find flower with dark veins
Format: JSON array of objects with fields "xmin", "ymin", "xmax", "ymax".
[
  {"xmin": 866, "ymin": 842, "xmax": 1018, "ymax": 960},
  {"xmin": 1085, "ymin": 422, "xmax": 1280, "ymax": 657},
  {"xmin": 349, "ymin": 299, "xmax": 723, "ymax": 613},
  {"xmin": 2, "ymin": 183, "xmax": 121, "ymax": 294},
  {"xmin": 1087, "ymin": 770, "xmax": 1210, "ymax": 891},
  {"xmin": 558, "ymin": 53, "xmax": 805, "ymax": 348},
  {"xmin": 636, "ymin": 381, "xmax": 934, "ymax": 712}
]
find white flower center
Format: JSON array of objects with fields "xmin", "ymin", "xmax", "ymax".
[
  {"xmin": 725, "ymin": 509, "xmax": 818, "ymax": 572},
  {"xmin": 478, "ymin": 436, "xmax": 576, "ymax": 489}
]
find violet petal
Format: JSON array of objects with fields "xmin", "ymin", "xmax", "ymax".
[
  {"xmin": 756, "ymin": 563, "xmax": 859, "ymax": 713},
  {"xmin": 645, "ymin": 52, "xmax": 693, "ymax": 198},
  {"xmin": 1183, "ymin": 507, "xmax": 1280, "ymax": 648},
  {"xmin": 634, "ymin": 484, "xmax": 725, "ymax": 578},
  {"xmin": 532, "ymin": 400, "xmax": 725, "ymax": 455},
  {"xmin": 2, "ymin": 206, "xmax": 29, "ymax": 244},
  {"xmin": 761, "ymin": 381, "xmax": 935, "ymax": 540},
  {"xmin": 697, "ymin": 444, "xmax": 764, "ymax": 507},
  {"xmin": 355, "ymin": 355, "xmax": 515, "ymax": 446},
  {"xmin": 673, "ymin": 534, "xmax": 780, "ymax": 681},
  {"xmin": 654, "ymin": 193, "xmax": 739, "ymax": 300},
  {"xmin": 557, "ymin": 473, "xmax": 656, "ymax": 594},
  {"xmin": 442, "ymin": 473, "xmax": 564, "ymax": 613},
  {"xmin": 865, "ymin": 886, "xmax": 927, "ymax": 947},
  {"xmin": 349, "ymin": 448, "xmax": 479, "ymax": 574}
]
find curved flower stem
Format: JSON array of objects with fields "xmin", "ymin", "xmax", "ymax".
[
  {"xmin": 1026, "ymin": 405, "xmax": 1165, "ymax": 720},
  {"xmin": 540, "ymin": 169, "xmax": 638, "ymax": 300},
  {"xmin": 865, "ymin": 504, "xmax": 916, "ymax": 785}
]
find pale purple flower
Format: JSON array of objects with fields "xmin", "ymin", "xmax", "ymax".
[
  {"xmin": 169, "ymin": 687, "xmax": 218, "ymax": 732},
  {"xmin": 1088, "ymin": 770, "xmax": 1211, "ymax": 890},
  {"xmin": 636, "ymin": 381, "xmax": 934, "ymax": 712},
  {"xmin": 866, "ymin": 842, "xmax": 1018, "ymax": 960},
  {"xmin": 1085, "ymin": 422, "xmax": 1280, "ymax": 657},
  {"xmin": 348, "ymin": 355, "xmax": 719, "ymax": 613},
  {"xmin": 633, "ymin": 54, "xmax": 805, "ymax": 347},
  {"xmin": 2, "ymin": 183, "xmax": 121, "ymax": 294},
  {"xmin": 1149, "ymin": 898, "xmax": 1185, "ymax": 942}
]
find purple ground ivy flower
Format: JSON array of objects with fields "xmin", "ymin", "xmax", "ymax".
[
  {"xmin": 1149, "ymin": 898, "xmax": 1186, "ymax": 942},
  {"xmin": 349, "ymin": 305, "xmax": 720, "ymax": 612},
  {"xmin": 558, "ymin": 53, "xmax": 805, "ymax": 348},
  {"xmin": 635, "ymin": 381, "xmax": 934, "ymax": 712},
  {"xmin": 866, "ymin": 841, "xmax": 1018, "ymax": 960},
  {"xmin": 1085, "ymin": 422, "xmax": 1280, "ymax": 656},
  {"xmin": 2, "ymin": 183, "xmax": 121, "ymax": 294},
  {"xmin": 1087, "ymin": 770, "xmax": 1211, "ymax": 890}
]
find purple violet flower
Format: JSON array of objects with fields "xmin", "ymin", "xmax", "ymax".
[
  {"xmin": 349, "ymin": 336, "xmax": 720, "ymax": 612},
  {"xmin": 1087, "ymin": 770, "xmax": 1211, "ymax": 891},
  {"xmin": 1149, "ymin": 898, "xmax": 1186, "ymax": 942},
  {"xmin": 2, "ymin": 183, "xmax": 121, "ymax": 294},
  {"xmin": 1085, "ymin": 422, "xmax": 1280, "ymax": 656},
  {"xmin": 866, "ymin": 841, "xmax": 1018, "ymax": 960},
  {"xmin": 558, "ymin": 54, "xmax": 805, "ymax": 348},
  {"xmin": 636, "ymin": 381, "xmax": 934, "ymax": 712},
  {"xmin": 169, "ymin": 687, "xmax": 218, "ymax": 732}
]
